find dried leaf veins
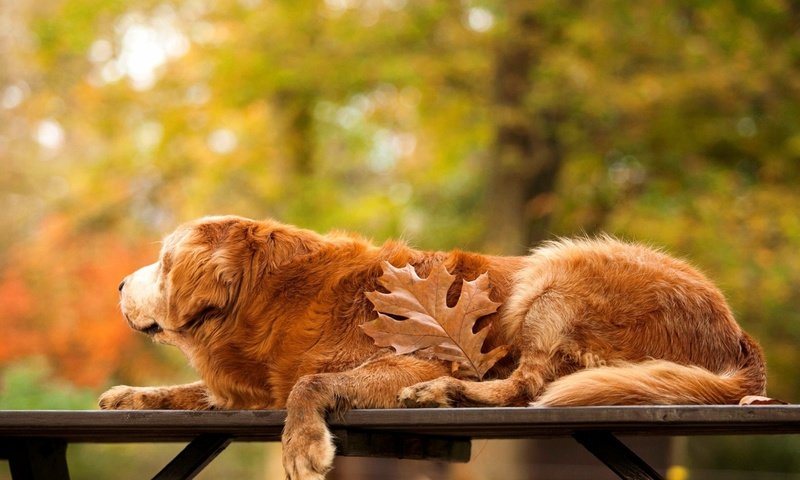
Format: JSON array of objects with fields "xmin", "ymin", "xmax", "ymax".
[{"xmin": 361, "ymin": 262, "xmax": 509, "ymax": 380}]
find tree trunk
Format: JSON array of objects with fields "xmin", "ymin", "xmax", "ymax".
[
  {"xmin": 484, "ymin": 1, "xmax": 563, "ymax": 255},
  {"xmin": 275, "ymin": 89, "xmax": 315, "ymax": 177}
]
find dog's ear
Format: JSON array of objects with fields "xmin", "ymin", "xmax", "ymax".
[
  {"xmin": 248, "ymin": 223, "xmax": 321, "ymax": 273},
  {"xmin": 163, "ymin": 218, "xmax": 249, "ymax": 331}
]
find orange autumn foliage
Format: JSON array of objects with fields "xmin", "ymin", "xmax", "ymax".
[{"xmin": 0, "ymin": 215, "xmax": 161, "ymax": 387}]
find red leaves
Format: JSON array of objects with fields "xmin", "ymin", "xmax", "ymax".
[{"xmin": 362, "ymin": 262, "xmax": 509, "ymax": 380}]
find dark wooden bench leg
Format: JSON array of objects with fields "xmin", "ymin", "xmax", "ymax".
[
  {"xmin": 573, "ymin": 431, "xmax": 664, "ymax": 480},
  {"xmin": 1, "ymin": 439, "xmax": 70, "ymax": 480},
  {"xmin": 151, "ymin": 434, "xmax": 232, "ymax": 480}
]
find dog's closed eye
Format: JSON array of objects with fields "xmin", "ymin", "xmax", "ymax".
[
  {"xmin": 181, "ymin": 305, "xmax": 223, "ymax": 332},
  {"xmin": 142, "ymin": 323, "xmax": 164, "ymax": 335}
]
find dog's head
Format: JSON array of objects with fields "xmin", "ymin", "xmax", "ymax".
[{"xmin": 118, "ymin": 215, "xmax": 320, "ymax": 348}]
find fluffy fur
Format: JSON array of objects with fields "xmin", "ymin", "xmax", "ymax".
[{"xmin": 99, "ymin": 216, "xmax": 767, "ymax": 480}]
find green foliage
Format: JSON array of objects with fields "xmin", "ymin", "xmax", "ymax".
[
  {"xmin": 0, "ymin": 358, "xmax": 95, "ymax": 410},
  {"xmin": 0, "ymin": 358, "xmax": 268, "ymax": 480},
  {"xmin": 63, "ymin": 442, "xmax": 269, "ymax": 480},
  {"xmin": 689, "ymin": 435, "xmax": 800, "ymax": 476}
]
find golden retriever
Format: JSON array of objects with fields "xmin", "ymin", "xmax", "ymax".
[{"xmin": 99, "ymin": 215, "xmax": 767, "ymax": 480}]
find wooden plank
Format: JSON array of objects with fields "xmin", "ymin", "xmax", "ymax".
[
  {"xmin": 573, "ymin": 431, "xmax": 664, "ymax": 480},
  {"xmin": 333, "ymin": 429, "xmax": 470, "ymax": 462},
  {"xmin": 332, "ymin": 405, "xmax": 800, "ymax": 438},
  {"xmin": 0, "ymin": 410, "xmax": 286, "ymax": 442},
  {"xmin": 0, "ymin": 438, "xmax": 70, "ymax": 480},
  {"xmin": 1, "ymin": 406, "xmax": 800, "ymax": 442},
  {"xmin": 151, "ymin": 434, "xmax": 232, "ymax": 480}
]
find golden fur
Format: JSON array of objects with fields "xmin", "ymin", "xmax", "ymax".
[{"xmin": 99, "ymin": 216, "xmax": 767, "ymax": 480}]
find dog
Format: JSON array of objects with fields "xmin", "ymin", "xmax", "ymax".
[{"xmin": 99, "ymin": 215, "xmax": 767, "ymax": 480}]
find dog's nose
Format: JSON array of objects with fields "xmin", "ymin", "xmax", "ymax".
[{"xmin": 118, "ymin": 279, "xmax": 126, "ymax": 292}]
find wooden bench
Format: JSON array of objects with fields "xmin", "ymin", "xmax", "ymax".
[{"xmin": 1, "ymin": 406, "xmax": 799, "ymax": 480}]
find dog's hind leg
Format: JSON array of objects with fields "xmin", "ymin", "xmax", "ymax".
[
  {"xmin": 398, "ymin": 349, "xmax": 559, "ymax": 407},
  {"xmin": 398, "ymin": 343, "xmax": 612, "ymax": 407},
  {"xmin": 399, "ymin": 292, "xmax": 584, "ymax": 408}
]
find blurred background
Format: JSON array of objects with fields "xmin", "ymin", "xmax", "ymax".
[{"xmin": 2, "ymin": 0, "xmax": 800, "ymax": 478}]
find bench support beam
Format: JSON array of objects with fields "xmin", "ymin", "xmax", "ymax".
[
  {"xmin": 573, "ymin": 431, "xmax": 664, "ymax": 480},
  {"xmin": 151, "ymin": 434, "xmax": 232, "ymax": 480}
]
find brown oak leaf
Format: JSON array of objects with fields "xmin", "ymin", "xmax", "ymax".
[
  {"xmin": 739, "ymin": 395, "xmax": 789, "ymax": 406},
  {"xmin": 361, "ymin": 261, "xmax": 509, "ymax": 380}
]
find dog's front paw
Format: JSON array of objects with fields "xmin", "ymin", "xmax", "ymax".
[
  {"xmin": 98, "ymin": 385, "xmax": 161, "ymax": 409},
  {"xmin": 99, "ymin": 385, "xmax": 138, "ymax": 409},
  {"xmin": 282, "ymin": 416, "xmax": 335, "ymax": 480},
  {"xmin": 398, "ymin": 377, "xmax": 460, "ymax": 408}
]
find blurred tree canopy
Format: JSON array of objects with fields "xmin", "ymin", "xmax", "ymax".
[{"xmin": 2, "ymin": 0, "xmax": 800, "ymax": 476}]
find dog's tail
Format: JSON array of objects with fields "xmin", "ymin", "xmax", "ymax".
[{"xmin": 532, "ymin": 334, "xmax": 767, "ymax": 406}]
